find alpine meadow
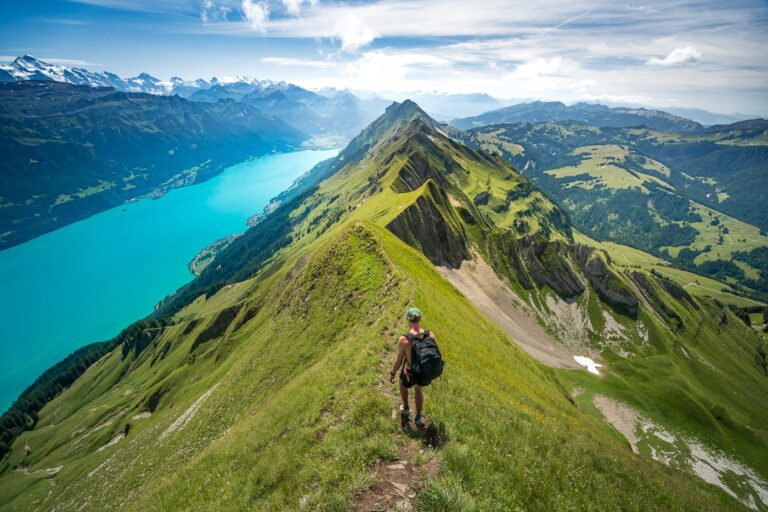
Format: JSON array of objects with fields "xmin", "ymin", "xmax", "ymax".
[{"xmin": 0, "ymin": 1, "xmax": 766, "ymax": 511}]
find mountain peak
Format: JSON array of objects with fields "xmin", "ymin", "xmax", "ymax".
[
  {"xmin": 382, "ymin": 100, "xmax": 436, "ymax": 129},
  {"xmin": 386, "ymin": 98, "xmax": 424, "ymax": 116},
  {"xmin": 134, "ymin": 72, "xmax": 159, "ymax": 82}
]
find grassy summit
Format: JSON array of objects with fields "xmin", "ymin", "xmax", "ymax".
[{"xmin": 0, "ymin": 101, "xmax": 765, "ymax": 511}]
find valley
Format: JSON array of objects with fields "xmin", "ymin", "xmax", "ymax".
[
  {"xmin": 1, "ymin": 100, "xmax": 765, "ymax": 511},
  {"xmin": 459, "ymin": 120, "xmax": 768, "ymax": 299},
  {"xmin": 2, "ymin": 2, "xmax": 767, "ymax": 509},
  {"xmin": 0, "ymin": 81, "xmax": 308, "ymax": 249}
]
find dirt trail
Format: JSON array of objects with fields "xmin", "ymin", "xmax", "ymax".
[
  {"xmin": 438, "ymin": 257, "xmax": 580, "ymax": 369},
  {"xmin": 160, "ymin": 384, "xmax": 218, "ymax": 439},
  {"xmin": 351, "ymin": 435, "xmax": 439, "ymax": 512},
  {"xmin": 352, "ymin": 327, "xmax": 442, "ymax": 511}
]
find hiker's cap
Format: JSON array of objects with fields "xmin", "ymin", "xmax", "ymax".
[{"xmin": 406, "ymin": 307, "xmax": 422, "ymax": 320}]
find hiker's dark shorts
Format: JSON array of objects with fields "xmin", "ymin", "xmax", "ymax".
[{"xmin": 399, "ymin": 369, "xmax": 417, "ymax": 388}]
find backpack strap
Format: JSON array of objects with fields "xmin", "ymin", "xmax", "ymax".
[{"xmin": 401, "ymin": 333, "xmax": 415, "ymax": 371}]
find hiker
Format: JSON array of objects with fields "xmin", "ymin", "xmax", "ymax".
[{"xmin": 389, "ymin": 307, "xmax": 444, "ymax": 428}]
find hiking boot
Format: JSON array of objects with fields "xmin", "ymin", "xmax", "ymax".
[
  {"xmin": 399, "ymin": 404, "xmax": 410, "ymax": 417},
  {"xmin": 414, "ymin": 413, "xmax": 425, "ymax": 428}
]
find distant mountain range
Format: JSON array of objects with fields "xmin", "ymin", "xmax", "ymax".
[
  {"xmin": 0, "ymin": 55, "xmax": 386, "ymax": 138},
  {"xmin": 0, "ymin": 54, "xmax": 202, "ymax": 95},
  {"xmin": 406, "ymin": 92, "xmax": 503, "ymax": 120},
  {"xmin": 662, "ymin": 106, "xmax": 756, "ymax": 127},
  {"xmin": 4, "ymin": 55, "xmax": 756, "ymax": 135},
  {"xmin": 188, "ymin": 81, "xmax": 390, "ymax": 138},
  {"xmin": 451, "ymin": 100, "xmax": 706, "ymax": 132}
]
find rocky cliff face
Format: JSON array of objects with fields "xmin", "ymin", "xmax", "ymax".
[
  {"xmin": 518, "ymin": 237, "xmax": 585, "ymax": 299},
  {"xmin": 576, "ymin": 245, "xmax": 639, "ymax": 317},
  {"xmin": 386, "ymin": 181, "xmax": 469, "ymax": 268},
  {"xmin": 629, "ymin": 272, "xmax": 686, "ymax": 329}
]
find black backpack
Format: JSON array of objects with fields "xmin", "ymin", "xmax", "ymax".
[{"xmin": 405, "ymin": 330, "xmax": 444, "ymax": 386}]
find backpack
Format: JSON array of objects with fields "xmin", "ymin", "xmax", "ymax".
[{"xmin": 405, "ymin": 330, "xmax": 444, "ymax": 386}]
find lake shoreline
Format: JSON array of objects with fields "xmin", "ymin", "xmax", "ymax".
[{"xmin": 0, "ymin": 148, "xmax": 339, "ymax": 413}]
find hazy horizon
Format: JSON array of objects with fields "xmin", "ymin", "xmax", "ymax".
[{"xmin": 2, "ymin": 0, "xmax": 767, "ymax": 117}]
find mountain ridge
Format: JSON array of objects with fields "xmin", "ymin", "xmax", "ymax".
[
  {"xmin": 0, "ymin": 99, "xmax": 766, "ymax": 511},
  {"xmin": 451, "ymin": 100, "xmax": 707, "ymax": 132}
]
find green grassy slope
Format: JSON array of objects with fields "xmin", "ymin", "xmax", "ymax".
[
  {"xmin": 1, "ymin": 102, "xmax": 765, "ymax": 511},
  {"xmin": 0, "ymin": 223, "xmax": 746, "ymax": 512}
]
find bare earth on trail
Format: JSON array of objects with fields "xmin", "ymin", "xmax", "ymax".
[
  {"xmin": 351, "ymin": 434, "xmax": 439, "ymax": 512},
  {"xmin": 438, "ymin": 257, "xmax": 580, "ymax": 369}
]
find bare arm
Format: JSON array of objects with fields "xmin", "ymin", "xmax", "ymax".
[{"xmin": 389, "ymin": 336, "xmax": 411, "ymax": 382}]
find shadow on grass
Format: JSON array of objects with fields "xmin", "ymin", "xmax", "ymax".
[{"xmin": 399, "ymin": 412, "xmax": 449, "ymax": 449}]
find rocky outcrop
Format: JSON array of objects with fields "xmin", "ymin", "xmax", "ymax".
[
  {"xmin": 518, "ymin": 237, "xmax": 585, "ymax": 299},
  {"xmin": 386, "ymin": 181, "xmax": 468, "ymax": 268},
  {"xmin": 629, "ymin": 272, "xmax": 684, "ymax": 329},
  {"xmin": 393, "ymin": 137, "xmax": 457, "ymax": 193},
  {"xmin": 190, "ymin": 303, "xmax": 243, "ymax": 353},
  {"xmin": 577, "ymin": 246, "xmax": 639, "ymax": 317},
  {"xmin": 657, "ymin": 277, "xmax": 699, "ymax": 310}
]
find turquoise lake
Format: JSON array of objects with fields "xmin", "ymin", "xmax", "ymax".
[{"xmin": 0, "ymin": 149, "xmax": 338, "ymax": 412}]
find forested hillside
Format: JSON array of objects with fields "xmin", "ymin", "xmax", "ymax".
[{"xmin": 0, "ymin": 81, "xmax": 307, "ymax": 248}]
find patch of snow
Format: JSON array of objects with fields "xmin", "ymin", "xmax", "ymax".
[
  {"xmin": 131, "ymin": 412, "xmax": 152, "ymax": 420},
  {"xmin": 574, "ymin": 356, "xmax": 602, "ymax": 375}
]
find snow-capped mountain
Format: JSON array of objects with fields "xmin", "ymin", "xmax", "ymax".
[
  {"xmin": 0, "ymin": 54, "xmax": 386, "ymax": 137},
  {"xmin": 0, "ymin": 55, "xmax": 213, "ymax": 96},
  {"xmin": 2, "ymin": 55, "xmax": 152, "ymax": 93},
  {"xmin": 0, "ymin": 55, "xmax": 301, "ymax": 98}
]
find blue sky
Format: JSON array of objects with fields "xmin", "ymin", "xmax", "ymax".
[{"xmin": 1, "ymin": 0, "xmax": 767, "ymax": 115}]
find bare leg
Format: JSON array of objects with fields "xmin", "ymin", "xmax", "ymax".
[
  {"xmin": 414, "ymin": 386, "xmax": 424, "ymax": 415},
  {"xmin": 399, "ymin": 383, "xmax": 409, "ymax": 407}
]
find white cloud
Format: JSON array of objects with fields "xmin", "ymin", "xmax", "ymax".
[
  {"xmin": 509, "ymin": 57, "xmax": 563, "ymax": 79},
  {"xmin": 201, "ymin": 0, "xmax": 231, "ymax": 23},
  {"xmin": 242, "ymin": 0, "xmax": 269, "ymax": 31},
  {"xmin": 334, "ymin": 13, "xmax": 377, "ymax": 52},
  {"xmin": 647, "ymin": 46, "xmax": 702, "ymax": 66},
  {"xmin": 47, "ymin": 57, "xmax": 104, "ymax": 66},
  {"xmin": 261, "ymin": 56, "xmax": 332, "ymax": 67},
  {"xmin": 161, "ymin": 0, "xmax": 767, "ymax": 114},
  {"xmin": 281, "ymin": 0, "xmax": 317, "ymax": 16}
]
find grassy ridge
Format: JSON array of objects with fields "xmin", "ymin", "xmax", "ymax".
[
  {"xmin": 1, "ymin": 106, "xmax": 765, "ymax": 511},
  {"xmin": 0, "ymin": 224, "xmax": 746, "ymax": 511}
]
